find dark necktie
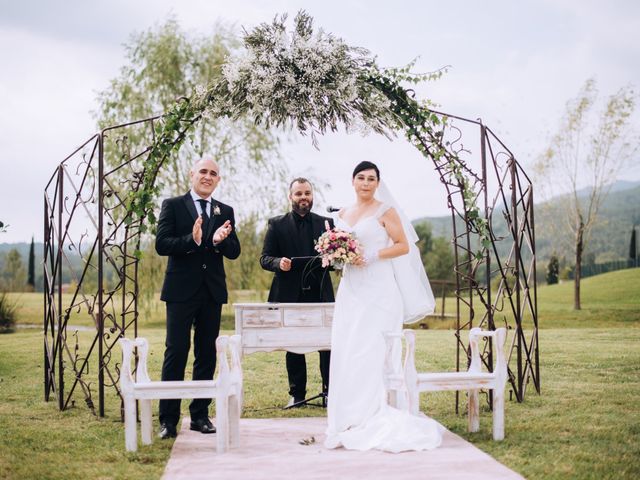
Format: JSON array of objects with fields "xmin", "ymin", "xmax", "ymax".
[{"xmin": 197, "ymin": 199, "xmax": 209, "ymax": 232}]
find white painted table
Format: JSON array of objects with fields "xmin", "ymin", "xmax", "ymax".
[{"xmin": 233, "ymin": 302, "xmax": 334, "ymax": 355}]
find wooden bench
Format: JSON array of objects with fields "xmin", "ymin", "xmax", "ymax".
[
  {"xmin": 384, "ymin": 327, "xmax": 507, "ymax": 440},
  {"xmin": 119, "ymin": 334, "xmax": 243, "ymax": 453}
]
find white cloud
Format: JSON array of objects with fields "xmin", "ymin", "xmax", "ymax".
[{"xmin": 0, "ymin": 0, "xmax": 638, "ymax": 242}]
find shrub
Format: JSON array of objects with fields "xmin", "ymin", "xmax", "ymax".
[
  {"xmin": 0, "ymin": 291, "xmax": 17, "ymax": 333},
  {"xmin": 546, "ymin": 255, "xmax": 560, "ymax": 285}
]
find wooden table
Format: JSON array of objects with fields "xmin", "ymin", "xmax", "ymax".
[{"xmin": 233, "ymin": 302, "xmax": 334, "ymax": 356}]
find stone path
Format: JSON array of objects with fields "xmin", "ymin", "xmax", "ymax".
[{"xmin": 162, "ymin": 417, "xmax": 524, "ymax": 479}]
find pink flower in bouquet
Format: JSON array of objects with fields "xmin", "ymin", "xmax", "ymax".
[{"xmin": 315, "ymin": 221, "xmax": 361, "ymax": 269}]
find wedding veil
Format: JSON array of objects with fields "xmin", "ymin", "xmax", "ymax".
[{"xmin": 377, "ymin": 180, "xmax": 436, "ymax": 323}]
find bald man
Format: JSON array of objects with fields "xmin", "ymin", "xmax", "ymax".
[{"xmin": 155, "ymin": 158, "xmax": 241, "ymax": 439}]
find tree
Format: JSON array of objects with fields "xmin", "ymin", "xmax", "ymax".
[
  {"xmin": 1, "ymin": 249, "xmax": 26, "ymax": 292},
  {"xmin": 27, "ymin": 237, "xmax": 35, "ymax": 291},
  {"xmin": 225, "ymin": 214, "xmax": 272, "ymax": 292},
  {"xmin": 94, "ymin": 18, "xmax": 288, "ymax": 218},
  {"xmin": 534, "ymin": 78, "xmax": 639, "ymax": 309},
  {"xmin": 546, "ymin": 255, "xmax": 559, "ymax": 285},
  {"xmin": 414, "ymin": 222, "xmax": 433, "ymax": 262},
  {"xmin": 414, "ymin": 221, "xmax": 455, "ymax": 288},
  {"xmin": 94, "ymin": 18, "xmax": 292, "ymax": 293},
  {"xmin": 630, "ymin": 226, "xmax": 637, "ymax": 266}
]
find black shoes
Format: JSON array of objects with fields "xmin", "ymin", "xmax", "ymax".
[
  {"xmin": 285, "ymin": 396, "xmax": 305, "ymax": 409},
  {"xmin": 190, "ymin": 417, "xmax": 216, "ymax": 434},
  {"xmin": 159, "ymin": 418, "xmax": 215, "ymax": 437},
  {"xmin": 159, "ymin": 423, "xmax": 177, "ymax": 439}
]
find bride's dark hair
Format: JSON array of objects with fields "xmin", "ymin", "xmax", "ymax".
[{"xmin": 352, "ymin": 161, "xmax": 380, "ymax": 180}]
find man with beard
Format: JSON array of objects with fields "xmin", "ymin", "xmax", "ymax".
[{"xmin": 260, "ymin": 178, "xmax": 334, "ymax": 408}]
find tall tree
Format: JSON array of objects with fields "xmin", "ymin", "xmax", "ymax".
[
  {"xmin": 630, "ymin": 226, "xmax": 637, "ymax": 265},
  {"xmin": 415, "ymin": 221, "xmax": 455, "ymax": 285},
  {"xmin": 2, "ymin": 249, "xmax": 26, "ymax": 292},
  {"xmin": 534, "ymin": 79, "xmax": 639, "ymax": 309},
  {"xmin": 94, "ymin": 18, "xmax": 292, "ymax": 294},
  {"xmin": 27, "ymin": 236, "xmax": 35, "ymax": 291},
  {"xmin": 94, "ymin": 18, "xmax": 288, "ymax": 218},
  {"xmin": 225, "ymin": 214, "xmax": 272, "ymax": 292}
]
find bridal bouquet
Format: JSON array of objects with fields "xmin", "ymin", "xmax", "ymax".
[{"xmin": 315, "ymin": 221, "xmax": 362, "ymax": 269}]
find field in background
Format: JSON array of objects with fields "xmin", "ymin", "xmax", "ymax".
[
  {"xmin": 1, "ymin": 269, "xmax": 639, "ymax": 478},
  {"xmin": 7, "ymin": 269, "xmax": 639, "ymax": 330}
]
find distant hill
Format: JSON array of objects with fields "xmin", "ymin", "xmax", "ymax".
[{"xmin": 414, "ymin": 180, "xmax": 640, "ymax": 263}]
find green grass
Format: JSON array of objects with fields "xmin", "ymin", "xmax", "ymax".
[
  {"xmin": 419, "ymin": 268, "xmax": 640, "ymax": 329},
  {"xmin": 1, "ymin": 328, "xmax": 638, "ymax": 479},
  {"xmin": 1, "ymin": 269, "xmax": 639, "ymax": 478},
  {"xmin": 534, "ymin": 268, "xmax": 640, "ymax": 327},
  {"xmin": 7, "ymin": 289, "xmax": 268, "ymax": 330},
  {"xmin": 10, "ymin": 269, "xmax": 639, "ymax": 330}
]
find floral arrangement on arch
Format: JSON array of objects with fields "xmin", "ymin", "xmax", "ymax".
[
  {"xmin": 196, "ymin": 12, "xmax": 397, "ymax": 146},
  {"xmin": 133, "ymin": 10, "xmax": 490, "ymax": 259}
]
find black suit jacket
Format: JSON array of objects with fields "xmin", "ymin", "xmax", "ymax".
[
  {"xmin": 156, "ymin": 193, "xmax": 241, "ymax": 303},
  {"xmin": 260, "ymin": 212, "xmax": 334, "ymax": 303}
]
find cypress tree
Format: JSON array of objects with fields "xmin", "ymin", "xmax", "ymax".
[{"xmin": 28, "ymin": 236, "xmax": 35, "ymax": 290}]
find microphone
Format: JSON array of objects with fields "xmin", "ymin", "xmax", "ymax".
[{"xmin": 326, "ymin": 205, "xmax": 341, "ymax": 213}]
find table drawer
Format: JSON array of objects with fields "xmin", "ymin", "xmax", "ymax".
[
  {"xmin": 283, "ymin": 308, "xmax": 323, "ymax": 327},
  {"xmin": 241, "ymin": 308, "xmax": 282, "ymax": 328}
]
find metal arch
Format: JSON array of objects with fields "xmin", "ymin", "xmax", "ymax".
[
  {"xmin": 410, "ymin": 112, "xmax": 540, "ymax": 408},
  {"xmin": 44, "ymin": 109, "xmax": 539, "ymax": 416},
  {"xmin": 43, "ymin": 114, "xmax": 194, "ymax": 416}
]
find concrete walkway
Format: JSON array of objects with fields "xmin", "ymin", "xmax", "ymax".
[{"xmin": 162, "ymin": 417, "xmax": 524, "ymax": 480}]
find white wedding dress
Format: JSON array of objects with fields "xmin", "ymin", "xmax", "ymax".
[{"xmin": 324, "ymin": 204, "xmax": 443, "ymax": 453}]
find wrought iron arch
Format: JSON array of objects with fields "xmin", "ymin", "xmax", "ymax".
[{"xmin": 43, "ymin": 106, "xmax": 539, "ymax": 417}]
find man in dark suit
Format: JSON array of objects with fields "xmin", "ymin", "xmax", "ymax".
[
  {"xmin": 260, "ymin": 178, "xmax": 334, "ymax": 408},
  {"xmin": 155, "ymin": 158, "xmax": 241, "ymax": 439}
]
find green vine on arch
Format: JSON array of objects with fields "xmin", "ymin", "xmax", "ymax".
[{"xmin": 127, "ymin": 11, "xmax": 490, "ymax": 257}]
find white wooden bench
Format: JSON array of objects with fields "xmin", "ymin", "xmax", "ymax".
[
  {"xmin": 384, "ymin": 327, "xmax": 508, "ymax": 440},
  {"xmin": 119, "ymin": 334, "xmax": 243, "ymax": 453}
]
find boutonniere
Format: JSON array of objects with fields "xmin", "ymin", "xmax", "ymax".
[{"xmin": 212, "ymin": 204, "xmax": 221, "ymax": 216}]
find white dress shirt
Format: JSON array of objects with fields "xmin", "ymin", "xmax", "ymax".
[
  {"xmin": 190, "ymin": 189, "xmax": 212, "ymax": 216},
  {"xmin": 190, "ymin": 189, "xmax": 213, "ymax": 246}
]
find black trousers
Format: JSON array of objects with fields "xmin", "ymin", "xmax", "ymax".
[
  {"xmin": 159, "ymin": 286, "xmax": 222, "ymax": 426},
  {"xmin": 286, "ymin": 350, "xmax": 331, "ymax": 399}
]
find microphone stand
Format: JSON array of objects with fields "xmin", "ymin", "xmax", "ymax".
[
  {"xmin": 284, "ymin": 390, "xmax": 327, "ymax": 409},
  {"xmin": 281, "ymin": 255, "xmax": 329, "ymax": 410}
]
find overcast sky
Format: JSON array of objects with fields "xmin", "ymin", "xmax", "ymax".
[{"xmin": 1, "ymin": 0, "xmax": 639, "ymax": 242}]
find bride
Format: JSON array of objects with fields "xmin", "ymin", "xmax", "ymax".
[{"xmin": 324, "ymin": 161, "xmax": 443, "ymax": 453}]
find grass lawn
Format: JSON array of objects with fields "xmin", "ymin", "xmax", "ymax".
[{"xmin": 1, "ymin": 269, "xmax": 639, "ymax": 479}]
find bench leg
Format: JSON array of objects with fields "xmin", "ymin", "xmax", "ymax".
[
  {"xmin": 408, "ymin": 388, "xmax": 420, "ymax": 415},
  {"xmin": 468, "ymin": 389, "xmax": 480, "ymax": 433},
  {"xmin": 387, "ymin": 390, "xmax": 399, "ymax": 408},
  {"xmin": 493, "ymin": 388, "xmax": 505, "ymax": 441},
  {"xmin": 229, "ymin": 395, "xmax": 240, "ymax": 448},
  {"xmin": 124, "ymin": 395, "xmax": 137, "ymax": 452},
  {"xmin": 216, "ymin": 396, "xmax": 230, "ymax": 453},
  {"xmin": 140, "ymin": 399, "xmax": 153, "ymax": 445}
]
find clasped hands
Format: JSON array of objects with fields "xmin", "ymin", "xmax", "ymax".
[{"xmin": 192, "ymin": 216, "xmax": 232, "ymax": 246}]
